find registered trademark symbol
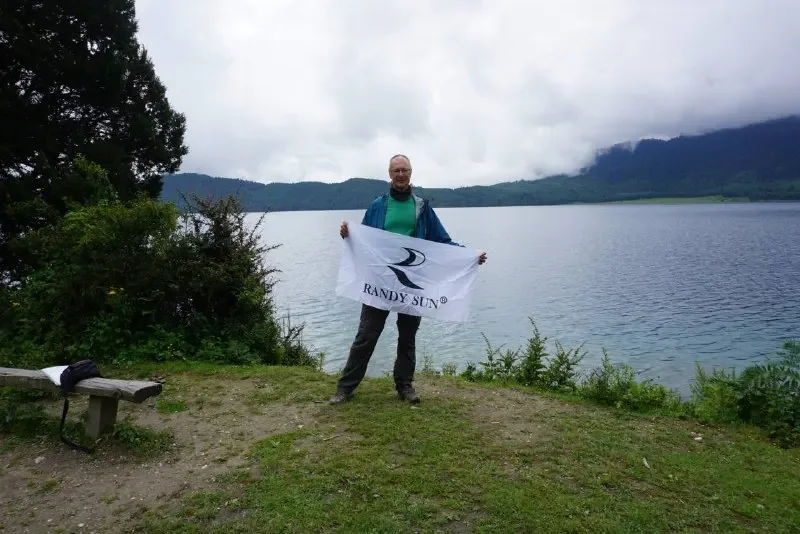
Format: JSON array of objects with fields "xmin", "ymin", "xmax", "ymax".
[{"xmin": 440, "ymin": 296, "xmax": 447, "ymax": 304}]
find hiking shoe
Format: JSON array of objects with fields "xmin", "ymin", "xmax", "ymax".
[
  {"xmin": 397, "ymin": 385, "xmax": 420, "ymax": 404},
  {"xmin": 328, "ymin": 390, "xmax": 354, "ymax": 405}
]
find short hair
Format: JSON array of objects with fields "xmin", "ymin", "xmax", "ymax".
[{"xmin": 389, "ymin": 154, "xmax": 411, "ymax": 168}]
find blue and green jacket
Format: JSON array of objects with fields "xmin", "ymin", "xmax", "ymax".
[{"xmin": 361, "ymin": 193, "xmax": 462, "ymax": 246}]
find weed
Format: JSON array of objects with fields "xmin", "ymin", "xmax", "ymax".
[
  {"xmin": 156, "ymin": 399, "xmax": 188, "ymax": 414},
  {"xmin": 582, "ymin": 349, "xmax": 682, "ymax": 412},
  {"xmin": 110, "ymin": 422, "xmax": 174, "ymax": 456},
  {"xmin": 38, "ymin": 478, "xmax": 60, "ymax": 494}
]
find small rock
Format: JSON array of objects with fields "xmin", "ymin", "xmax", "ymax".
[
  {"xmin": 201, "ymin": 464, "xmax": 208, "ymax": 470},
  {"xmin": 694, "ymin": 436, "xmax": 703, "ymax": 442},
  {"xmin": 757, "ymin": 504, "xmax": 764, "ymax": 510},
  {"xmin": 78, "ymin": 524, "xmax": 85, "ymax": 528},
  {"xmin": 35, "ymin": 456, "xmax": 45, "ymax": 464}
]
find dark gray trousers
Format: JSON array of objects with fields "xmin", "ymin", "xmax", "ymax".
[{"xmin": 337, "ymin": 304, "xmax": 422, "ymax": 393}]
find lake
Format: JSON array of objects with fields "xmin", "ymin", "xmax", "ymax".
[{"xmin": 255, "ymin": 202, "xmax": 800, "ymax": 396}]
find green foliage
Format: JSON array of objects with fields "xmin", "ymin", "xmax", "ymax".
[
  {"xmin": 736, "ymin": 341, "xmax": 800, "ymax": 446},
  {"xmin": 0, "ymin": 181, "xmax": 318, "ymax": 369},
  {"xmin": 689, "ymin": 341, "xmax": 800, "ymax": 447},
  {"xmin": 440, "ymin": 362, "xmax": 458, "ymax": 377},
  {"xmin": 581, "ymin": 350, "xmax": 682, "ymax": 412},
  {"xmin": 541, "ymin": 341, "xmax": 585, "ymax": 391},
  {"xmin": 517, "ymin": 318, "xmax": 548, "ymax": 386},
  {"xmin": 476, "ymin": 333, "xmax": 522, "ymax": 383},
  {"xmin": 461, "ymin": 318, "xmax": 799, "ymax": 447},
  {"xmin": 461, "ymin": 318, "xmax": 585, "ymax": 392},
  {"xmin": 0, "ymin": 3, "xmax": 316, "ymax": 375},
  {"xmin": 687, "ymin": 364, "xmax": 741, "ymax": 424},
  {"xmin": 1, "ymin": 0, "xmax": 186, "ymax": 283},
  {"xmin": 111, "ymin": 422, "xmax": 174, "ymax": 457}
]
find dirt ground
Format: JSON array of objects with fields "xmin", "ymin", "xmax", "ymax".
[
  {"xmin": 0, "ymin": 374, "xmax": 327, "ymax": 534},
  {"xmin": 0, "ymin": 373, "xmax": 594, "ymax": 534}
]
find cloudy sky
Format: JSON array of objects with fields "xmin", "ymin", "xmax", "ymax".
[{"xmin": 134, "ymin": 0, "xmax": 800, "ymax": 188}]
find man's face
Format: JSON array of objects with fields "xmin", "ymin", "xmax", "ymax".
[{"xmin": 389, "ymin": 157, "xmax": 412, "ymax": 190}]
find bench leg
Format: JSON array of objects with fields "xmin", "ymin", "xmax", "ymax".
[{"xmin": 86, "ymin": 396, "xmax": 118, "ymax": 439}]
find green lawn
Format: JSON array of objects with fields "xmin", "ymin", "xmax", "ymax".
[{"xmin": 122, "ymin": 365, "xmax": 800, "ymax": 534}]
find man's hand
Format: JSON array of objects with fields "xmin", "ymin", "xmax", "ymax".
[
  {"xmin": 479, "ymin": 252, "xmax": 487, "ymax": 265},
  {"xmin": 340, "ymin": 221, "xmax": 349, "ymax": 238}
]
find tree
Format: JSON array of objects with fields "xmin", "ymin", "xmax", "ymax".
[{"xmin": 0, "ymin": 0, "xmax": 187, "ymax": 283}]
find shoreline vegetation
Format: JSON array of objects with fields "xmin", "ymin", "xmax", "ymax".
[{"xmin": 433, "ymin": 320, "xmax": 800, "ymax": 448}]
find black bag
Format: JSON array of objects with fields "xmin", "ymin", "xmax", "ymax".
[
  {"xmin": 58, "ymin": 360, "xmax": 102, "ymax": 453},
  {"xmin": 59, "ymin": 359, "xmax": 102, "ymax": 393}
]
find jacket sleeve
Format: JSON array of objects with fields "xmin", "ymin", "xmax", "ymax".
[
  {"xmin": 426, "ymin": 206, "xmax": 463, "ymax": 247},
  {"xmin": 361, "ymin": 198, "xmax": 379, "ymax": 227}
]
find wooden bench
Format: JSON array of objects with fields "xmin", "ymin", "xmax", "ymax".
[{"xmin": 0, "ymin": 367, "xmax": 163, "ymax": 439}]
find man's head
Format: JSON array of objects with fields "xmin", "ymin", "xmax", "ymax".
[{"xmin": 388, "ymin": 154, "xmax": 412, "ymax": 191}]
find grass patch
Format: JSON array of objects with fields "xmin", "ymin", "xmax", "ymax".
[
  {"xmin": 181, "ymin": 491, "xmax": 230, "ymax": 521},
  {"xmin": 0, "ymin": 394, "xmax": 173, "ymax": 457},
  {"xmin": 109, "ymin": 422, "xmax": 174, "ymax": 457},
  {"xmin": 4, "ymin": 354, "xmax": 799, "ymax": 532},
  {"xmin": 0, "ymin": 401, "xmax": 93, "ymax": 452},
  {"xmin": 156, "ymin": 399, "xmax": 188, "ymax": 414},
  {"xmin": 138, "ymin": 374, "xmax": 800, "ymax": 533},
  {"xmin": 37, "ymin": 478, "xmax": 60, "ymax": 494}
]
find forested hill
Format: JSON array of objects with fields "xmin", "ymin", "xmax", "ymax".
[{"xmin": 161, "ymin": 116, "xmax": 800, "ymax": 211}]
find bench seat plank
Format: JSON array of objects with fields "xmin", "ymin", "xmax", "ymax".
[{"xmin": 0, "ymin": 367, "xmax": 162, "ymax": 403}]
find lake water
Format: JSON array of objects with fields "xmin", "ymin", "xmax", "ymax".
[{"xmin": 255, "ymin": 203, "xmax": 800, "ymax": 396}]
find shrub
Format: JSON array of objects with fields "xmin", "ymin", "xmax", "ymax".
[
  {"xmin": 469, "ymin": 317, "xmax": 799, "ymax": 448},
  {"xmin": 0, "ymin": 167, "xmax": 318, "ymax": 369},
  {"xmin": 463, "ymin": 318, "xmax": 585, "ymax": 392},
  {"xmin": 687, "ymin": 364, "xmax": 740, "ymax": 424},
  {"xmin": 517, "ymin": 318, "xmax": 548, "ymax": 386},
  {"xmin": 477, "ymin": 333, "xmax": 521, "ymax": 383},
  {"xmin": 734, "ymin": 341, "xmax": 800, "ymax": 447},
  {"xmin": 688, "ymin": 341, "xmax": 800, "ymax": 447},
  {"xmin": 581, "ymin": 350, "xmax": 681, "ymax": 412},
  {"xmin": 541, "ymin": 341, "xmax": 585, "ymax": 392}
]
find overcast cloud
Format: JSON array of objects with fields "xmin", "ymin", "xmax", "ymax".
[{"xmin": 134, "ymin": 0, "xmax": 800, "ymax": 188}]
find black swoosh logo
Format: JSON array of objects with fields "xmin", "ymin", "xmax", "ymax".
[
  {"xmin": 392, "ymin": 248, "xmax": 426, "ymax": 267},
  {"xmin": 387, "ymin": 266, "xmax": 425, "ymax": 290}
]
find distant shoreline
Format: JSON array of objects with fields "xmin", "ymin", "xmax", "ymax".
[
  {"xmin": 577, "ymin": 195, "xmax": 751, "ymax": 205},
  {"xmin": 237, "ymin": 196, "xmax": 800, "ymax": 214}
]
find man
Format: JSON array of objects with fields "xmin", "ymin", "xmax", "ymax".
[{"xmin": 329, "ymin": 154, "xmax": 487, "ymax": 405}]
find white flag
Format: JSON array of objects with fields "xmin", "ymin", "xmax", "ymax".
[{"xmin": 335, "ymin": 222, "xmax": 480, "ymax": 322}]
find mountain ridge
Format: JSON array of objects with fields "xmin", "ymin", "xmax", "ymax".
[{"xmin": 161, "ymin": 116, "xmax": 800, "ymax": 211}]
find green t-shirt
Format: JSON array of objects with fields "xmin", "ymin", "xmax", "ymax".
[{"xmin": 384, "ymin": 196, "xmax": 416, "ymax": 236}]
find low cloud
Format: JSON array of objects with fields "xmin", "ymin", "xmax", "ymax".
[{"xmin": 135, "ymin": 0, "xmax": 800, "ymax": 187}]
